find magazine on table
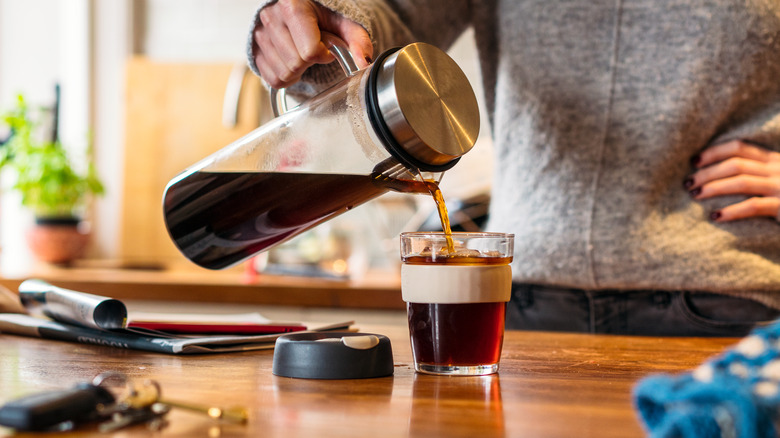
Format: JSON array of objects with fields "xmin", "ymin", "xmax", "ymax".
[{"xmin": 0, "ymin": 279, "xmax": 354, "ymax": 354}]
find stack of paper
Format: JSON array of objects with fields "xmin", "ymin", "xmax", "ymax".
[{"xmin": 0, "ymin": 280, "xmax": 353, "ymax": 354}]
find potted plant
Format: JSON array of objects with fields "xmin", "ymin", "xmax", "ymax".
[{"xmin": 0, "ymin": 94, "xmax": 105, "ymax": 264}]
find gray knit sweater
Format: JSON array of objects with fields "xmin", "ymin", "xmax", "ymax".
[{"xmin": 249, "ymin": 0, "xmax": 780, "ymax": 307}]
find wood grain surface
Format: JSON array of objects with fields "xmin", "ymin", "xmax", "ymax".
[{"xmin": 0, "ymin": 324, "xmax": 737, "ymax": 437}]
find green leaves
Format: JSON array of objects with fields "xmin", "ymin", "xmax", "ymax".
[{"xmin": 0, "ymin": 94, "xmax": 104, "ymax": 218}]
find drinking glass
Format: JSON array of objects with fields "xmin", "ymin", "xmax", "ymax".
[{"xmin": 400, "ymin": 232, "xmax": 514, "ymax": 375}]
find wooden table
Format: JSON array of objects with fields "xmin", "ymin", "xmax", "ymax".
[{"xmin": 0, "ymin": 325, "xmax": 736, "ymax": 437}]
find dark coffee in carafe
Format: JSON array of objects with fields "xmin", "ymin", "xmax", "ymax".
[{"xmin": 163, "ymin": 172, "xmax": 439, "ymax": 270}]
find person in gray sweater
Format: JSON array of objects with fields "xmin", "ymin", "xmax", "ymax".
[{"xmin": 248, "ymin": 0, "xmax": 780, "ymax": 335}]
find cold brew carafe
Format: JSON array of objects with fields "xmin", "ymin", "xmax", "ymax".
[{"xmin": 162, "ymin": 37, "xmax": 480, "ymax": 270}]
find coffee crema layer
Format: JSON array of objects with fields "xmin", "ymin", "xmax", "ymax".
[{"xmin": 401, "ymin": 265, "xmax": 512, "ymax": 304}]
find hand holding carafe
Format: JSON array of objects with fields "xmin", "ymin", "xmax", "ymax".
[
  {"xmin": 163, "ymin": 25, "xmax": 480, "ymax": 270},
  {"xmin": 249, "ymin": 0, "xmax": 373, "ymax": 89}
]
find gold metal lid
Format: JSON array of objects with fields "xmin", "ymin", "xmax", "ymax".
[{"xmin": 374, "ymin": 43, "xmax": 480, "ymax": 167}]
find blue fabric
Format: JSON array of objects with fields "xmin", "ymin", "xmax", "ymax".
[{"xmin": 634, "ymin": 320, "xmax": 780, "ymax": 437}]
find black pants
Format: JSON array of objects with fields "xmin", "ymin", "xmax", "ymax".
[{"xmin": 507, "ymin": 284, "xmax": 780, "ymax": 337}]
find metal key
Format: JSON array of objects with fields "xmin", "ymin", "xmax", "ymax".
[
  {"xmin": 158, "ymin": 398, "xmax": 248, "ymax": 424},
  {"xmin": 93, "ymin": 372, "xmax": 170, "ymax": 432},
  {"xmin": 98, "ymin": 403, "xmax": 170, "ymax": 433},
  {"xmin": 106, "ymin": 376, "xmax": 248, "ymax": 425}
]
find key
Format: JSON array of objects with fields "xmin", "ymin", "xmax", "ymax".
[
  {"xmin": 159, "ymin": 399, "xmax": 249, "ymax": 424},
  {"xmin": 116, "ymin": 378, "xmax": 161, "ymax": 410},
  {"xmin": 0, "ymin": 382, "xmax": 114, "ymax": 431},
  {"xmin": 98, "ymin": 403, "xmax": 170, "ymax": 433},
  {"xmin": 93, "ymin": 375, "xmax": 171, "ymax": 432},
  {"xmin": 122, "ymin": 378, "xmax": 248, "ymax": 424}
]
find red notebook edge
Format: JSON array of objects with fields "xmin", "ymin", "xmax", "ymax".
[{"xmin": 126, "ymin": 321, "xmax": 308, "ymax": 335}]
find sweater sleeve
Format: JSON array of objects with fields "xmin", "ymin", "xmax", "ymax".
[{"xmin": 246, "ymin": 0, "xmax": 473, "ymax": 96}]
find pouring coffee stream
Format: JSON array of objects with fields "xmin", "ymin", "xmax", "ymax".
[
  {"xmin": 371, "ymin": 156, "xmax": 455, "ymax": 253},
  {"xmin": 162, "ymin": 36, "xmax": 477, "ymax": 269}
]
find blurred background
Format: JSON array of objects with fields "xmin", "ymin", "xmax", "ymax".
[{"xmin": 0, "ymin": 0, "xmax": 493, "ymax": 279}]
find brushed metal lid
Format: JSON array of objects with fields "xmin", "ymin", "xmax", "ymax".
[{"xmin": 372, "ymin": 43, "xmax": 480, "ymax": 168}]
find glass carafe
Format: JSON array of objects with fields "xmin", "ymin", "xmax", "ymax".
[{"xmin": 162, "ymin": 35, "xmax": 480, "ymax": 270}]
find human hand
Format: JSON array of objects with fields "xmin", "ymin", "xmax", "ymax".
[
  {"xmin": 251, "ymin": 0, "xmax": 373, "ymax": 89},
  {"xmin": 685, "ymin": 140, "xmax": 780, "ymax": 222},
  {"xmin": 0, "ymin": 285, "xmax": 26, "ymax": 314}
]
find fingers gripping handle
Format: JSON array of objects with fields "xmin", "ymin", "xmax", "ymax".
[{"xmin": 270, "ymin": 32, "xmax": 361, "ymax": 116}]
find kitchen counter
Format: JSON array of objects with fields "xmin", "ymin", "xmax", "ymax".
[{"xmin": 0, "ymin": 263, "xmax": 405, "ymax": 310}]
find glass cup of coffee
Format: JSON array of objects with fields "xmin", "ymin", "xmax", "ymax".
[{"xmin": 400, "ymin": 232, "xmax": 514, "ymax": 376}]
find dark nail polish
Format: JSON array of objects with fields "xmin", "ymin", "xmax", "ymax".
[
  {"xmin": 364, "ymin": 56, "xmax": 373, "ymax": 64},
  {"xmin": 690, "ymin": 154, "xmax": 701, "ymax": 167},
  {"xmin": 710, "ymin": 210, "xmax": 722, "ymax": 221},
  {"xmin": 689, "ymin": 188, "xmax": 702, "ymax": 197},
  {"xmin": 683, "ymin": 178, "xmax": 694, "ymax": 189}
]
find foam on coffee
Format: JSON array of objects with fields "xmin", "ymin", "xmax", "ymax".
[{"xmin": 401, "ymin": 264, "xmax": 511, "ymax": 304}]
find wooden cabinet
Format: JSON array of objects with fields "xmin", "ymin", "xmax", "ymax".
[{"xmin": 121, "ymin": 56, "xmax": 269, "ymax": 268}]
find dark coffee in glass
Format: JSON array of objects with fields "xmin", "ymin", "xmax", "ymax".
[{"xmin": 401, "ymin": 232, "xmax": 514, "ymax": 375}]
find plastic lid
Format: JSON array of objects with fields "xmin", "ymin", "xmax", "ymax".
[{"xmin": 272, "ymin": 332, "xmax": 394, "ymax": 379}]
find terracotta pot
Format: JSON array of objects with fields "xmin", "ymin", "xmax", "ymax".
[{"xmin": 26, "ymin": 217, "xmax": 90, "ymax": 265}]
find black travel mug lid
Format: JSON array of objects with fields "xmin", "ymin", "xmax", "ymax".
[{"xmin": 272, "ymin": 332, "xmax": 394, "ymax": 379}]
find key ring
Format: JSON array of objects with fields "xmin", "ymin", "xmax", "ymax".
[
  {"xmin": 92, "ymin": 371, "xmax": 161, "ymax": 409},
  {"xmin": 92, "ymin": 371, "xmax": 128, "ymax": 388}
]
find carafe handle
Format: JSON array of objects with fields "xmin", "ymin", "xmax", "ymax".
[{"xmin": 270, "ymin": 32, "xmax": 361, "ymax": 116}]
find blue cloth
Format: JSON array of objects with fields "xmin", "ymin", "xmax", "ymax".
[{"xmin": 634, "ymin": 320, "xmax": 780, "ymax": 437}]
